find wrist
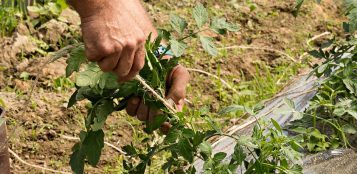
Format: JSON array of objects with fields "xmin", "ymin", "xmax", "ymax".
[{"xmin": 68, "ymin": 0, "xmax": 120, "ymax": 19}]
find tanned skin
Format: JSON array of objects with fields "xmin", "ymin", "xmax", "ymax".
[{"xmin": 68, "ymin": 0, "xmax": 189, "ymax": 122}]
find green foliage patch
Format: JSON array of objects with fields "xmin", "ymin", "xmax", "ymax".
[{"xmin": 64, "ymin": 3, "xmax": 302, "ymax": 174}]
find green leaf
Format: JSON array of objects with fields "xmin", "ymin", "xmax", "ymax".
[
  {"xmin": 144, "ymin": 114, "xmax": 167, "ymax": 133},
  {"xmin": 317, "ymin": 63, "xmax": 328, "ymax": 74},
  {"xmin": 232, "ymin": 144, "xmax": 246, "ymax": 165},
  {"xmin": 67, "ymin": 90, "xmax": 78, "ymax": 108},
  {"xmin": 237, "ymin": 136, "xmax": 257, "ymax": 149},
  {"xmin": 210, "ymin": 17, "xmax": 240, "ymax": 34},
  {"xmin": 289, "ymin": 127, "xmax": 307, "ymax": 134},
  {"xmin": 165, "ymin": 129, "xmax": 180, "ymax": 144},
  {"xmin": 192, "ymin": 3, "xmax": 209, "ymax": 28},
  {"xmin": 123, "ymin": 144, "xmax": 137, "ymax": 156},
  {"xmin": 170, "ymin": 14, "xmax": 187, "ymax": 34},
  {"xmin": 271, "ymin": 119, "xmax": 282, "ymax": 133},
  {"xmin": 75, "ymin": 86, "xmax": 102, "ymax": 102},
  {"xmin": 193, "ymin": 131, "xmax": 206, "ymax": 146},
  {"xmin": 347, "ymin": 110, "xmax": 357, "ymax": 120},
  {"xmin": 20, "ymin": 72, "xmax": 30, "ymax": 80},
  {"xmin": 308, "ymin": 50, "xmax": 324, "ymax": 58},
  {"xmin": 169, "ymin": 39, "xmax": 187, "ymax": 57},
  {"xmin": 310, "ymin": 128, "xmax": 325, "ymax": 139},
  {"xmin": 199, "ymin": 141, "xmax": 212, "ymax": 157},
  {"xmin": 200, "ymin": 36, "xmax": 218, "ymax": 56},
  {"xmin": 187, "ymin": 166, "xmax": 196, "ymax": 174},
  {"xmin": 91, "ymin": 100, "xmax": 114, "ymax": 131},
  {"xmin": 213, "ymin": 152, "xmax": 227, "ymax": 162},
  {"xmin": 293, "ymin": 111, "xmax": 304, "ymax": 120},
  {"xmin": 76, "ymin": 63, "xmax": 102, "ymax": 87},
  {"xmin": 343, "ymin": 79, "xmax": 356, "ymax": 94},
  {"xmin": 204, "ymin": 116, "xmax": 222, "ymax": 134},
  {"xmin": 158, "ymin": 29, "xmax": 171, "ymax": 41},
  {"xmin": 70, "ymin": 143, "xmax": 85, "ymax": 174},
  {"xmin": 182, "ymin": 128, "xmax": 195, "ymax": 138},
  {"xmin": 342, "ymin": 124, "xmax": 357, "ymax": 134},
  {"xmin": 178, "ymin": 138, "xmax": 194, "ymax": 162},
  {"xmin": 162, "ymin": 158, "xmax": 174, "ymax": 171},
  {"xmin": 66, "ymin": 45, "xmax": 86, "ymax": 77},
  {"xmin": 284, "ymin": 98, "xmax": 296, "ymax": 109},
  {"xmin": 114, "ymin": 81, "xmax": 139, "ymax": 98},
  {"xmin": 218, "ymin": 105, "xmax": 244, "ymax": 115},
  {"xmin": 82, "ymin": 130, "xmax": 105, "ymax": 166},
  {"xmin": 244, "ymin": 106, "xmax": 255, "ymax": 116},
  {"xmin": 98, "ymin": 72, "xmax": 119, "ymax": 89},
  {"xmin": 293, "ymin": 0, "xmax": 305, "ymax": 17}
]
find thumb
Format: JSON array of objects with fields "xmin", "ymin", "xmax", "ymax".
[{"xmin": 166, "ymin": 65, "xmax": 190, "ymax": 108}]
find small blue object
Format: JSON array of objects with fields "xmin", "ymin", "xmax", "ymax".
[{"xmin": 155, "ymin": 45, "xmax": 174, "ymax": 58}]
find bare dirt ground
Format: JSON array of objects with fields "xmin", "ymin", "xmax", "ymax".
[{"xmin": 0, "ymin": 0, "xmax": 346, "ymax": 173}]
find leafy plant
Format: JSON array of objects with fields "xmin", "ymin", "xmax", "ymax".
[
  {"xmin": 64, "ymin": 3, "xmax": 247, "ymax": 174},
  {"xmin": 197, "ymin": 118, "xmax": 302, "ymax": 174},
  {"xmin": 289, "ymin": 39, "xmax": 357, "ymax": 152},
  {"xmin": 0, "ymin": 5, "xmax": 20, "ymax": 36},
  {"xmin": 27, "ymin": 0, "xmax": 67, "ymax": 27},
  {"xmin": 0, "ymin": 0, "xmax": 68, "ymax": 36},
  {"xmin": 51, "ymin": 76, "xmax": 74, "ymax": 91}
]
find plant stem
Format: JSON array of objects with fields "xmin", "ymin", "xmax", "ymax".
[{"xmin": 134, "ymin": 75, "xmax": 177, "ymax": 115}]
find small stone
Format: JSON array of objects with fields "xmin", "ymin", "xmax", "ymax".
[
  {"xmin": 24, "ymin": 154, "xmax": 29, "ymax": 159},
  {"xmin": 15, "ymin": 23, "xmax": 30, "ymax": 35},
  {"xmin": 58, "ymin": 8, "xmax": 81, "ymax": 25}
]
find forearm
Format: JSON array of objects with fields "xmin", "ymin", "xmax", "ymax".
[
  {"xmin": 122, "ymin": 0, "xmax": 157, "ymax": 37},
  {"xmin": 68, "ymin": 0, "xmax": 157, "ymax": 37}
]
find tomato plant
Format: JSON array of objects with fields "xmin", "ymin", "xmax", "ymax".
[
  {"xmin": 289, "ymin": 0, "xmax": 357, "ymax": 152},
  {"xmin": 63, "ymin": 3, "xmax": 303, "ymax": 174}
]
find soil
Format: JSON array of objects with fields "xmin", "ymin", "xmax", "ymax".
[{"xmin": 0, "ymin": 0, "xmax": 347, "ymax": 173}]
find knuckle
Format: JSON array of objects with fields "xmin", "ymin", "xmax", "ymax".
[
  {"xmin": 137, "ymin": 35, "xmax": 146, "ymax": 44},
  {"xmin": 125, "ymin": 39, "xmax": 137, "ymax": 49},
  {"xmin": 132, "ymin": 60, "xmax": 145, "ymax": 73},
  {"xmin": 97, "ymin": 43, "xmax": 114, "ymax": 56},
  {"xmin": 85, "ymin": 49, "xmax": 97, "ymax": 61}
]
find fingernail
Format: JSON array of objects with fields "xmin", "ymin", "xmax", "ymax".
[{"xmin": 177, "ymin": 99, "xmax": 184, "ymax": 111}]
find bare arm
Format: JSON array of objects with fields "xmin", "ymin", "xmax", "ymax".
[{"xmin": 69, "ymin": 0, "xmax": 189, "ymax": 122}]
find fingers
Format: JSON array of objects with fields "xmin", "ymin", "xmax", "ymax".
[
  {"xmin": 120, "ymin": 46, "xmax": 145, "ymax": 82},
  {"xmin": 114, "ymin": 41, "xmax": 136, "ymax": 81},
  {"xmin": 125, "ymin": 65, "xmax": 189, "ymax": 134},
  {"xmin": 166, "ymin": 65, "xmax": 190, "ymax": 109},
  {"xmin": 136, "ymin": 100, "xmax": 149, "ymax": 121},
  {"xmin": 126, "ymin": 97, "xmax": 140, "ymax": 116},
  {"xmin": 97, "ymin": 52, "xmax": 121, "ymax": 72},
  {"xmin": 82, "ymin": 23, "xmax": 146, "ymax": 82}
]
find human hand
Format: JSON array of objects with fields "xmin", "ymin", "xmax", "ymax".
[
  {"xmin": 125, "ymin": 65, "xmax": 190, "ymax": 131},
  {"xmin": 69, "ymin": 0, "xmax": 157, "ymax": 82}
]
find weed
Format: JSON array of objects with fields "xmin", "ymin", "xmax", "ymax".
[
  {"xmin": 289, "ymin": 38, "xmax": 357, "ymax": 152},
  {"xmin": 51, "ymin": 76, "xmax": 74, "ymax": 92}
]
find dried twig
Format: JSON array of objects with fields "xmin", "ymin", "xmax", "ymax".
[
  {"xmin": 306, "ymin": 32, "xmax": 332, "ymax": 47},
  {"xmin": 134, "ymin": 75, "xmax": 177, "ymax": 115},
  {"xmin": 187, "ymin": 68, "xmax": 239, "ymax": 94},
  {"xmin": 9, "ymin": 148, "xmax": 71, "ymax": 174}
]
